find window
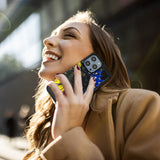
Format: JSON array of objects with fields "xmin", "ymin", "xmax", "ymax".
[{"xmin": 0, "ymin": 13, "xmax": 41, "ymax": 69}]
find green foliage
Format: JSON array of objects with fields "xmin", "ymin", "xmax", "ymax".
[{"xmin": 0, "ymin": 54, "xmax": 24, "ymax": 80}]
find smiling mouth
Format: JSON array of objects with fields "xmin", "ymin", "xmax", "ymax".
[{"xmin": 43, "ymin": 51, "xmax": 61, "ymax": 62}]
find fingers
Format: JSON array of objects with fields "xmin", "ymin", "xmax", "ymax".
[
  {"xmin": 47, "ymin": 81, "xmax": 64, "ymax": 102},
  {"xmin": 47, "ymin": 66, "xmax": 95, "ymax": 105},
  {"xmin": 84, "ymin": 77, "xmax": 95, "ymax": 103},
  {"xmin": 74, "ymin": 65, "xmax": 83, "ymax": 96},
  {"xmin": 55, "ymin": 74, "xmax": 74, "ymax": 98}
]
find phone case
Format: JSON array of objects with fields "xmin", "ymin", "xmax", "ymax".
[{"xmin": 47, "ymin": 53, "xmax": 111, "ymax": 102}]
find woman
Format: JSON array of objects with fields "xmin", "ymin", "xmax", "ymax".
[{"xmin": 23, "ymin": 11, "xmax": 160, "ymax": 160}]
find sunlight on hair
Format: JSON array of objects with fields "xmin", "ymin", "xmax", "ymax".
[{"xmin": 67, "ymin": 10, "xmax": 96, "ymax": 24}]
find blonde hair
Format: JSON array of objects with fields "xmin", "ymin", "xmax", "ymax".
[{"xmin": 23, "ymin": 10, "xmax": 130, "ymax": 159}]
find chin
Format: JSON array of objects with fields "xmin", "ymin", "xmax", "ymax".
[{"xmin": 38, "ymin": 67, "xmax": 55, "ymax": 81}]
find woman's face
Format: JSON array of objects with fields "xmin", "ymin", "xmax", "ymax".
[{"xmin": 39, "ymin": 21, "xmax": 93, "ymax": 81}]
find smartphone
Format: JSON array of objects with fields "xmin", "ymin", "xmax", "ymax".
[{"xmin": 47, "ymin": 53, "xmax": 111, "ymax": 102}]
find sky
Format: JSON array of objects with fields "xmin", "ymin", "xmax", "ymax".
[{"xmin": 0, "ymin": 13, "xmax": 41, "ymax": 68}]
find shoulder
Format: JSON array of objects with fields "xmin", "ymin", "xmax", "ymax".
[
  {"xmin": 116, "ymin": 88, "xmax": 160, "ymax": 131},
  {"xmin": 121, "ymin": 88, "xmax": 159, "ymax": 98},
  {"xmin": 118, "ymin": 88, "xmax": 160, "ymax": 107},
  {"xmin": 116, "ymin": 89, "xmax": 160, "ymax": 159},
  {"xmin": 116, "ymin": 88, "xmax": 160, "ymax": 124}
]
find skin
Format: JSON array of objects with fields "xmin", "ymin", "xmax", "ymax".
[
  {"xmin": 39, "ymin": 21, "xmax": 93, "ymax": 80},
  {"xmin": 39, "ymin": 21, "xmax": 95, "ymax": 139}
]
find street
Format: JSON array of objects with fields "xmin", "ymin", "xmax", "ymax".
[{"xmin": 0, "ymin": 134, "xmax": 28, "ymax": 160}]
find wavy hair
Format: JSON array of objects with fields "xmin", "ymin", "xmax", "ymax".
[{"xmin": 23, "ymin": 10, "xmax": 130, "ymax": 159}]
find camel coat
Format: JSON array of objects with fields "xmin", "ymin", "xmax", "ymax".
[{"xmin": 40, "ymin": 88, "xmax": 160, "ymax": 160}]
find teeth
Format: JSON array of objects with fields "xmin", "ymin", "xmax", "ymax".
[{"xmin": 45, "ymin": 54, "xmax": 59, "ymax": 60}]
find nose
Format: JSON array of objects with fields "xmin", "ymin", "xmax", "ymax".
[{"xmin": 43, "ymin": 37, "xmax": 57, "ymax": 47}]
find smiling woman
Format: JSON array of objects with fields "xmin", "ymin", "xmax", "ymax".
[
  {"xmin": 39, "ymin": 21, "xmax": 93, "ymax": 81},
  {"xmin": 23, "ymin": 10, "xmax": 160, "ymax": 160}
]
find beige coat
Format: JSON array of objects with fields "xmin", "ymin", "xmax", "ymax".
[{"xmin": 40, "ymin": 88, "xmax": 160, "ymax": 160}]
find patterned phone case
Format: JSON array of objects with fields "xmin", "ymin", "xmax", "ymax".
[{"xmin": 47, "ymin": 53, "xmax": 111, "ymax": 101}]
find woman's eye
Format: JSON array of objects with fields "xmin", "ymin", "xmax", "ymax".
[{"xmin": 64, "ymin": 33, "xmax": 75, "ymax": 38}]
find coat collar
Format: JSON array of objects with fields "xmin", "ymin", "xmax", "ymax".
[{"xmin": 90, "ymin": 86, "xmax": 127, "ymax": 113}]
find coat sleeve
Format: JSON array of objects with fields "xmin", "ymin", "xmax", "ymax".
[
  {"xmin": 40, "ymin": 127, "xmax": 104, "ymax": 160},
  {"xmin": 116, "ymin": 89, "xmax": 160, "ymax": 160}
]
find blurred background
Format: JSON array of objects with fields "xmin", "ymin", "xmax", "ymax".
[{"xmin": 0, "ymin": 0, "xmax": 160, "ymax": 159}]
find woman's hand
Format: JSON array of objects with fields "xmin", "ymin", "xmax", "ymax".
[{"xmin": 47, "ymin": 65, "xmax": 95, "ymax": 139}]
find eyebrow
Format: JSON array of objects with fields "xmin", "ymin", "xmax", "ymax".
[{"xmin": 63, "ymin": 27, "xmax": 81, "ymax": 34}]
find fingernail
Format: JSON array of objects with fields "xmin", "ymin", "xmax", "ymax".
[
  {"xmin": 92, "ymin": 77, "xmax": 96, "ymax": 81},
  {"xmin": 55, "ymin": 73, "xmax": 60, "ymax": 78},
  {"xmin": 63, "ymin": 91, "xmax": 66, "ymax": 96},
  {"xmin": 76, "ymin": 65, "xmax": 80, "ymax": 70}
]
